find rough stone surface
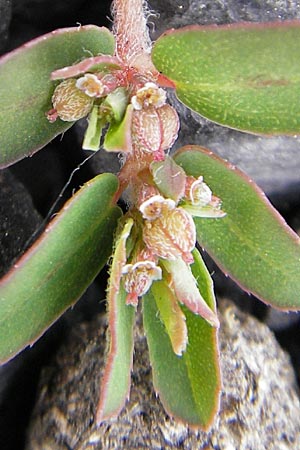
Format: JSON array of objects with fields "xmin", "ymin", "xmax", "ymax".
[
  {"xmin": 26, "ymin": 300, "xmax": 300, "ymax": 450},
  {"xmin": 149, "ymin": 0, "xmax": 300, "ymax": 31}
]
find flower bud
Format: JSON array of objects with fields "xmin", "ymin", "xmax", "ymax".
[
  {"xmin": 50, "ymin": 79, "xmax": 94, "ymax": 122},
  {"xmin": 131, "ymin": 104, "xmax": 179, "ymax": 161},
  {"xmin": 131, "ymin": 107, "xmax": 161, "ymax": 156},
  {"xmin": 155, "ymin": 104, "xmax": 180, "ymax": 151}
]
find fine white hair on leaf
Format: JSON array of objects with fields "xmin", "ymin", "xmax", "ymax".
[{"xmin": 111, "ymin": 0, "xmax": 152, "ymax": 64}]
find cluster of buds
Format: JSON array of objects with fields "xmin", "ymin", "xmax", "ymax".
[
  {"xmin": 47, "ymin": 57, "xmax": 179, "ymax": 167},
  {"xmin": 120, "ymin": 192, "xmax": 197, "ymax": 308},
  {"xmin": 119, "ymin": 159, "xmax": 224, "ymax": 351}
]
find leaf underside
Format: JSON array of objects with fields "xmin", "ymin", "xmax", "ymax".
[
  {"xmin": 152, "ymin": 21, "xmax": 300, "ymax": 134},
  {"xmin": 175, "ymin": 145, "xmax": 300, "ymax": 310},
  {"xmin": 0, "ymin": 25, "xmax": 115, "ymax": 167},
  {"xmin": 0, "ymin": 173, "xmax": 122, "ymax": 364},
  {"xmin": 143, "ymin": 248, "xmax": 220, "ymax": 429}
]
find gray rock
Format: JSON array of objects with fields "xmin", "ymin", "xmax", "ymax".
[
  {"xmin": 149, "ymin": 0, "xmax": 300, "ymax": 31},
  {"xmin": 26, "ymin": 299, "xmax": 300, "ymax": 449}
]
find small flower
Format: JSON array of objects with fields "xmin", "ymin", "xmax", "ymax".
[
  {"xmin": 122, "ymin": 260, "xmax": 162, "ymax": 306},
  {"xmin": 142, "ymin": 203, "xmax": 196, "ymax": 264},
  {"xmin": 131, "ymin": 82, "xmax": 167, "ymax": 110},
  {"xmin": 182, "ymin": 176, "xmax": 226, "ymax": 218},
  {"xmin": 187, "ymin": 176, "xmax": 212, "ymax": 206},
  {"xmin": 76, "ymin": 73, "xmax": 105, "ymax": 97},
  {"xmin": 139, "ymin": 195, "xmax": 176, "ymax": 220},
  {"xmin": 49, "ymin": 79, "xmax": 94, "ymax": 122}
]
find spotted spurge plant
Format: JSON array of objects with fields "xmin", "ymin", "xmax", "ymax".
[{"xmin": 1, "ymin": 0, "xmax": 300, "ymax": 430}]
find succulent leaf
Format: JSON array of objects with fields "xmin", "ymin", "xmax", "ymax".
[
  {"xmin": 0, "ymin": 173, "xmax": 121, "ymax": 364},
  {"xmin": 152, "ymin": 21, "xmax": 300, "ymax": 134}
]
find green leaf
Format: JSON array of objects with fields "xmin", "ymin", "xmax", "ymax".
[
  {"xmin": 152, "ymin": 22, "xmax": 300, "ymax": 134},
  {"xmin": 104, "ymin": 104, "xmax": 133, "ymax": 152},
  {"xmin": 0, "ymin": 25, "xmax": 115, "ymax": 167},
  {"xmin": 96, "ymin": 219, "xmax": 135, "ymax": 423},
  {"xmin": 0, "ymin": 173, "xmax": 122, "ymax": 364},
  {"xmin": 143, "ymin": 248, "xmax": 220, "ymax": 429},
  {"xmin": 103, "ymin": 87, "xmax": 129, "ymax": 123},
  {"xmin": 151, "ymin": 156, "xmax": 186, "ymax": 203},
  {"xmin": 82, "ymin": 105, "xmax": 105, "ymax": 151},
  {"xmin": 175, "ymin": 145, "xmax": 300, "ymax": 310},
  {"xmin": 151, "ymin": 280, "xmax": 188, "ymax": 356},
  {"xmin": 84, "ymin": 88, "xmax": 129, "ymax": 151}
]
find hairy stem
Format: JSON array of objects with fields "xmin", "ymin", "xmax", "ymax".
[{"xmin": 111, "ymin": 0, "xmax": 152, "ymax": 66}]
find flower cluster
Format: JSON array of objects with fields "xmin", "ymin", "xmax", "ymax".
[
  {"xmin": 47, "ymin": 56, "xmax": 179, "ymax": 165},
  {"xmin": 117, "ymin": 158, "xmax": 224, "ymax": 356},
  {"xmin": 47, "ymin": 56, "xmax": 224, "ymax": 357}
]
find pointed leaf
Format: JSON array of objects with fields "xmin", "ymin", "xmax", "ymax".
[
  {"xmin": 175, "ymin": 145, "xmax": 300, "ymax": 310},
  {"xmin": 96, "ymin": 219, "xmax": 135, "ymax": 423},
  {"xmin": 143, "ymin": 248, "xmax": 220, "ymax": 429},
  {"xmin": 181, "ymin": 202, "xmax": 226, "ymax": 218},
  {"xmin": 161, "ymin": 258, "xmax": 219, "ymax": 327},
  {"xmin": 151, "ymin": 280, "xmax": 188, "ymax": 356},
  {"xmin": 152, "ymin": 22, "xmax": 300, "ymax": 134},
  {"xmin": 0, "ymin": 25, "xmax": 115, "ymax": 167},
  {"xmin": 0, "ymin": 173, "xmax": 122, "ymax": 364},
  {"xmin": 96, "ymin": 287, "xmax": 135, "ymax": 424}
]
